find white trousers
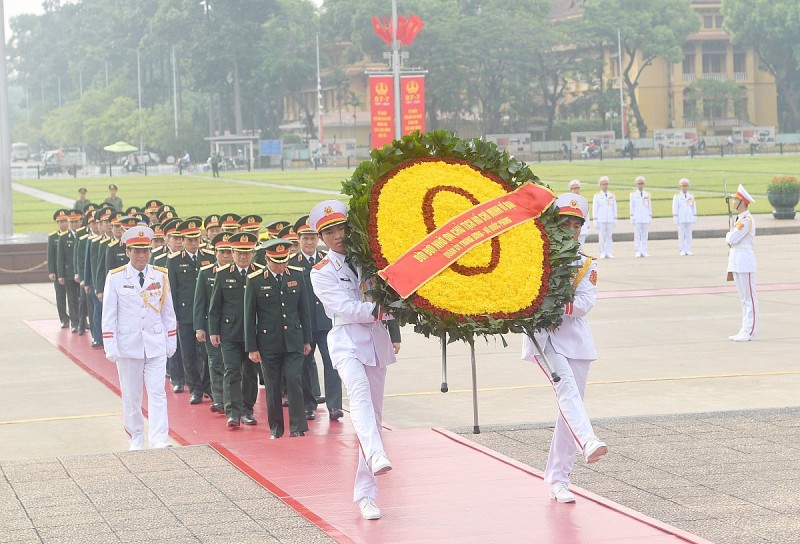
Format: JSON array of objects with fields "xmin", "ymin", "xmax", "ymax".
[
  {"xmin": 733, "ymin": 272, "xmax": 758, "ymax": 337},
  {"xmin": 633, "ymin": 223, "xmax": 649, "ymax": 255},
  {"xmin": 336, "ymin": 357, "xmax": 387, "ymax": 503},
  {"xmin": 116, "ymin": 356, "xmax": 169, "ymax": 450},
  {"xmin": 534, "ymin": 339, "xmax": 595, "ymax": 484},
  {"xmin": 596, "ymin": 222, "xmax": 614, "ymax": 257},
  {"xmin": 677, "ymin": 223, "xmax": 693, "ymax": 253}
]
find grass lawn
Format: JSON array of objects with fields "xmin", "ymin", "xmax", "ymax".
[{"xmin": 12, "ymin": 154, "xmax": 797, "ymax": 234}]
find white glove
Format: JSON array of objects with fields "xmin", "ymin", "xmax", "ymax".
[
  {"xmin": 166, "ymin": 349, "xmax": 176, "ymax": 358},
  {"xmin": 105, "ymin": 352, "xmax": 119, "ymax": 363}
]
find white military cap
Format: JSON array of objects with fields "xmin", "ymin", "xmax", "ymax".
[
  {"xmin": 598, "ymin": 176, "xmax": 609, "ymax": 185},
  {"xmin": 121, "ymin": 226, "xmax": 154, "ymax": 247},
  {"xmin": 309, "ymin": 200, "xmax": 348, "ymax": 233},
  {"xmin": 635, "ymin": 175, "xmax": 646, "ymax": 184},
  {"xmin": 554, "ymin": 193, "xmax": 589, "ymax": 221},
  {"xmin": 735, "ymin": 184, "xmax": 755, "ymax": 204},
  {"xmin": 679, "ymin": 178, "xmax": 690, "ymax": 186},
  {"xmin": 568, "ymin": 179, "xmax": 581, "ymax": 190}
]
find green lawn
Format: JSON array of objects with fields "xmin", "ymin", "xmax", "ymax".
[{"xmin": 12, "ymin": 154, "xmax": 798, "ymax": 234}]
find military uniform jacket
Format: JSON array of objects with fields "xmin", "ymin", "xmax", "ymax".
[
  {"xmin": 309, "ymin": 250, "xmax": 396, "ymax": 368},
  {"xmin": 629, "ymin": 190, "xmax": 652, "ymax": 224},
  {"xmin": 56, "ymin": 230, "xmax": 78, "ymax": 280},
  {"xmin": 149, "ymin": 246, "xmax": 169, "ymax": 265},
  {"xmin": 726, "ymin": 210, "xmax": 756, "ymax": 273},
  {"xmin": 73, "ymin": 227, "xmax": 90, "ymax": 282},
  {"xmin": 193, "ymin": 263, "xmax": 219, "ymax": 333},
  {"xmin": 293, "ymin": 251, "xmax": 332, "ymax": 332},
  {"xmin": 168, "ymin": 250, "xmax": 214, "ymax": 324},
  {"xmin": 592, "ymin": 191, "xmax": 617, "ymax": 224},
  {"xmin": 101, "ymin": 263, "xmax": 177, "ymax": 360},
  {"xmin": 106, "ymin": 239, "xmax": 128, "ymax": 275},
  {"xmin": 244, "ymin": 267, "xmax": 312, "ymax": 355},
  {"xmin": 672, "ymin": 192, "xmax": 697, "ymax": 224},
  {"xmin": 207, "ymin": 262, "xmax": 264, "ymax": 342},
  {"xmin": 522, "ymin": 255, "xmax": 597, "ymax": 361},
  {"xmin": 47, "ymin": 230, "xmax": 62, "ymax": 275}
]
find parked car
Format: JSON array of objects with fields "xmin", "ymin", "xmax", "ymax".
[{"xmin": 122, "ymin": 151, "xmax": 161, "ymax": 165}]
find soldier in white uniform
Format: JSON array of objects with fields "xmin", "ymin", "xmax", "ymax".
[
  {"xmin": 522, "ymin": 193, "xmax": 608, "ymax": 503},
  {"xmin": 726, "ymin": 185, "xmax": 758, "ymax": 342},
  {"xmin": 102, "ymin": 226, "xmax": 177, "ymax": 450},
  {"xmin": 672, "ymin": 178, "xmax": 697, "ymax": 255},
  {"xmin": 568, "ymin": 179, "xmax": 589, "ymax": 248},
  {"xmin": 309, "ymin": 200, "xmax": 400, "ymax": 521},
  {"xmin": 629, "ymin": 175, "xmax": 652, "ymax": 257},
  {"xmin": 592, "ymin": 176, "xmax": 617, "ymax": 258}
]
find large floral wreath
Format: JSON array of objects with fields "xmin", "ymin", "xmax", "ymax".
[{"xmin": 343, "ymin": 130, "xmax": 579, "ymax": 344}]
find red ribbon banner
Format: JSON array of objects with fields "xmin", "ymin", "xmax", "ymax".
[{"xmin": 378, "ymin": 182, "xmax": 555, "ymax": 299}]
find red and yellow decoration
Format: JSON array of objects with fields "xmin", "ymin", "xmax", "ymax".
[{"xmin": 344, "ymin": 131, "xmax": 580, "ymax": 343}]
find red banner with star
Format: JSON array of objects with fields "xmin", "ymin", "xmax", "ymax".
[
  {"xmin": 401, "ymin": 75, "xmax": 425, "ymax": 135},
  {"xmin": 370, "ymin": 76, "xmax": 394, "ymax": 150},
  {"xmin": 377, "ymin": 182, "xmax": 555, "ymax": 299}
]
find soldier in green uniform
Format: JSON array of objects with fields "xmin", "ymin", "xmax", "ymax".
[
  {"xmin": 103, "ymin": 184, "xmax": 123, "ymax": 211},
  {"xmin": 202, "ymin": 214, "xmax": 222, "ymax": 247},
  {"xmin": 168, "ymin": 218, "xmax": 215, "ymax": 405},
  {"xmin": 194, "ymin": 232, "xmax": 234, "ymax": 414},
  {"xmin": 144, "ymin": 200, "xmax": 164, "ymax": 224},
  {"xmin": 245, "ymin": 239, "xmax": 312, "ymax": 438},
  {"xmin": 48, "ymin": 209, "xmax": 70, "ymax": 328},
  {"xmin": 255, "ymin": 220, "xmax": 290, "ymax": 266},
  {"xmin": 294, "ymin": 216, "xmax": 343, "ymax": 420},
  {"xmin": 152, "ymin": 217, "xmax": 184, "ymax": 391},
  {"xmin": 88, "ymin": 208, "xmax": 114, "ymax": 345},
  {"xmin": 72, "ymin": 207, "xmax": 95, "ymax": 335},
  {"xmin": 219, "ymin": 213, "xmax": 241, "ymax": 233},
  {"xmin": 79, "ymin": 209, "xmax": 100, "ymax": 341},
  {"xmin": 208, "ymin": 232, "xmax": 263, "ymax": 429},
  {"xmin": 150, "ymin": 218, "xmax": 180, "ymax": 266},
  {"xmin": 57, "ymin": 210, "xmax": 83, "ymax": 332}
]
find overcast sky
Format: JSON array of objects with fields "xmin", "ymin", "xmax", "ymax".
[{"xmin": 3, "ymin": 0, "xmax": 45, "ymax": 38}]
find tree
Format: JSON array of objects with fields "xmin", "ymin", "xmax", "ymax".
[
  {"xmin": 580, "ymin": 0, "xmax": 700, "ymax": 137},
  {"xmin": 684, "ymin": 78, "xmax": 746, "ymax": 128},
  {"xmin": 722, "ymin": 0, "xmax": 800, "ymax": 132}
]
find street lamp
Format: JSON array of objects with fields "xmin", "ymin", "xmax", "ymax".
[{"xmin": 135, "ymin": 50, "xmax": 143, "ymax": 160}]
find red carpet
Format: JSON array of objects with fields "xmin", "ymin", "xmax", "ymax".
[{"xmin": 29, "ymin": 318, "xmax": 711, "ymax": 544}]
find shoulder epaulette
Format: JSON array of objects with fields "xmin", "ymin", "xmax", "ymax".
[
  {"xmin": 247, "ymin": 269, "xmax": 262, "ymax": 279},
  {"xmin": 110, "ymin": 265, "xmax": 125, "ymax": 274},
  {"xmin": 313, "ymin": 258, "xmax": 330, "ymax": 270},
  {"xmin": 253, "ymin": 262, "xmax": 265, "ymax": 269},
  {"xmin": 153, "ymin": 252, "xmax": 167, "ymax": 262},
  {"xmin": 153, "ymin": 265, "xmax": 168, "ymax": 274},
  {"xmin": 288, "ymin": 265, "xmax": 304, "ymax": 272},
  {"xmin": 79, "ymin": 233, "xmax": 90, "ymax": 240},
  {"xmin": 168, "ymin": 251, "xmax": 180, "ymax": 259},
  {"xmin": 108, "ymin": 240, "xmax": 118, "ymax": 247},
  {"xmin": 49, "ymin": 229, "xmax": 58, "ymax": 236},
  {"xmin": 200, "ymin": 263, "xmax": 215, "ymax": 271},
  {"xmin": 201, "ymin": 248, "xmax": 215, "ymax": 256},
  {"xmin": 99, "ymin": 237, "xmax": 110, "ymax": 245},
  {"xmin": 57, "ymin": 230, "xmax": 67, "ymax": 237}
]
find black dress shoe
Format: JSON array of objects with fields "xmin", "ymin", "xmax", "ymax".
[
  {"xmin": 289, "ymin": 431, "xmax": 305, "ymax": 437},
  {"xmin": 91, "ymin": 340, "xmax": 103, "ymax": 349},
  {"xmin": 173, "ymin": 384, "xmax": 185, "ymax": 393},
  {"xmin": 189, "ymin": 393, "xmax": 202, "ymax": 405},
  {"xmin": 227, "ymin": 417, "xmax": 240, "ymax": 429},
  {"xmin": 315, "ymin": 396, "xmax": 326, "ymax": 404},
  {"xmin": 61, "ymin": 321, "xmax": 69, "ymax": 329},
  {"xmin": 305, "ymin": 410, "xmax": 316, "ymax": 420},
  {"xmin": 78, "ymin": 328, "xmax": 85, "ymax": 336},
  {"xmin": 210, "ymin": 403, "xmax": 224, "ymax": 413},
  {"xmin": 329, "ymin": 409, "xmax": 344, "ymax": 421},
  {"xmin": 71, "ymin": 326, "xmax": 78, "ymax": 333},
  {"xmin": 242, "ymin": 414, "xmax": 257, "ymax": 425}
]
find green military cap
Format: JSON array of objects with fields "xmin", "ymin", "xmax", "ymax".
[
  {"xmin": 67, "ymin": 209, "xmax": 83, "ymax": 221},
  {"xmin": 118, "ymin": 216, "xmax": 140, "ymax": 229},
  {"xmin": 125, "ymin": 206, "xmax": 144, "ymax": 215},
  {"xmin": 262, "ymin": 239, "xmax": 292, "ymax": 263},
  {"xmin": 85, "ymin": 209, "xmax": 98, "ymax": 223},
  {"xmin": 211, "ymin": 232, "xmax": 234, "ymax": 250},
  {"xmin": 161, "ymin": 218, "xmax": 182, "ymax": 237},
  {"xmin": 204, "ymin": 214, "xmax": 221, "ymax": 229},
  {"xmin": 294, "ymin": 215, "xmax": 315, "ymax": 235},
  {"xmin": 229, "ymin": 232, "xmax": 258, "ymax": 251},
  {"xmin": 239, "ymin": 214, "xmax": 263, "ymax": 232},
  {"xmin": 109, "ymin": 212, "xmax": 124, "ymax": 225},
  {"xmin": 152, "ymin": 223, "xmax": 165, "ymax": 239},
  {"xmin": 220, "ymin": 213, "xmax": 242, "ymax": 231},
  {"xmin": 84, "ymin": 203, "xmax": 98, "ymax": 214},
  {"xmin": 96, "ymin": 207, "xmax": 114, "ymax": 222},
  {"xmin": 144, "ymin": 200, "xmax": 164, "ymax": 213},
  {"xmin": 156, "ymin": 204, "xmax": 178, "ymax": 217},
  {"xmin": 133, "ymin": 213, "xmax": 150, "ymax": 226},
  {"xmin": 277, "ymin": 225, "xmax": 298, "ymax": 242},
  {"xmin": 264, "ymin": 220, "xmax": 290, "ymax": 238},
  {"xmin": 158, "ymin": 210, "xmax": 178, "ymax": 223},
  {"xmin": 177, "ymin": 218, "xmax": 202, "ymax": 238},
  {"xmin": 53, "ymin": 209, "xmax": 70, "ymax": 221}
]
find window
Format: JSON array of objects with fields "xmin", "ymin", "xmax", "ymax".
[
  {"xmin": 703, "ymin": 99, "xmax": 726, "ymax": 119},
  {"xmin": 715, "ymin": 15, "xmax": 724, "ymax": 28},
  {"xmin": 682, "ymin": 52, "xmax": 696, "ymax": 74},
  {"xmin": 702, "ymin": 41, "xmax": 727, "ymax": 74},
  {"xmin": 683, "ymin": 89, "xmax": 697, "ymax": 119},
  {"xmin": 733, "ymin": 51, "xmax": 746, "ymax": 73},
  {"xmin": 703, "ymin": 15, "xmax": 713, "ymax": 29}
]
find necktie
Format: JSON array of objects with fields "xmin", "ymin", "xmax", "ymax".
[
  {"xmin": 138, "ymin": 271, "xmax": 144, "ymax": 287},
  {"xmin": 308, "ymin": 255, "xmax": 315, "ymax": 266},
  {"xmin": 276, "ymin": 274, "xmax": 283, "ymax": 285},
  {"xmin": 240, "ymin": 268, "xmax": 247, "ymax": 281},
  {"xmin": 191, "ymin": 254, "xmax": 197, "ymax": 266},
  {"xmin": 344, "ymin": 256, "xmax": 358, "ymax": 276}
]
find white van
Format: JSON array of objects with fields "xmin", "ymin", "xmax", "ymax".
[{"xmin": 11, "ymin": 142, "xmax": 30, "ymax": 162}]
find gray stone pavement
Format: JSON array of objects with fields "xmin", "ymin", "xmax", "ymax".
[{"xmin": 1, "ymin": 215, "xmax": 799, "ymax": 543}]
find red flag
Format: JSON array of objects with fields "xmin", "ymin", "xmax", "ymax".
[{"xmin": 402, "ymin": 14, "xmax": 424, "ymax": 46}]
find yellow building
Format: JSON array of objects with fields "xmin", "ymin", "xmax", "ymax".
[{"xmin": 609, "ymin": 0, "xmax": 778, "ymax": 136}]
